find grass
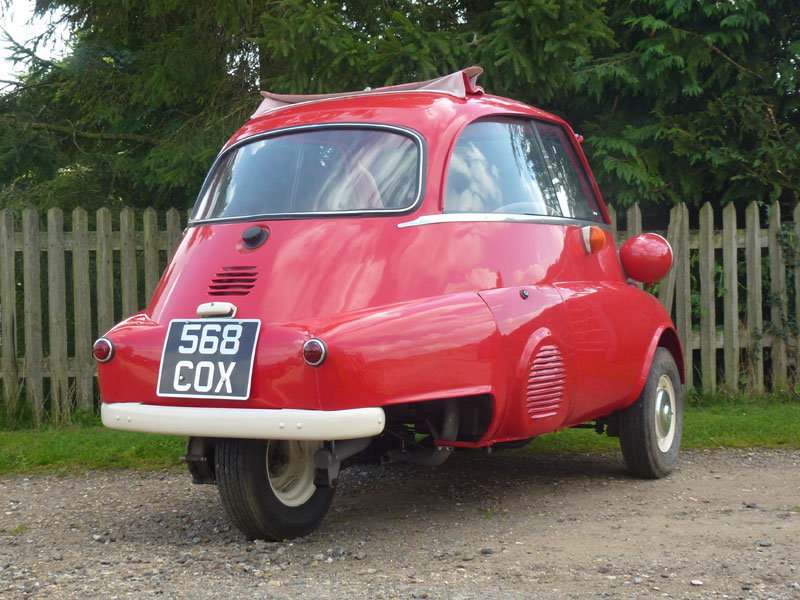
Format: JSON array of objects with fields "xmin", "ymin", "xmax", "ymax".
[
  {"xmin": 0, "ymin": 398, "xmax": 798, "ymax": 475},
  {"xmin": 0, "ymin": 426, "xmax": 186, "ymax": 474},
  {"xmin": 527, "ymin": 396, "xmax": 800, "ymax": 455}
]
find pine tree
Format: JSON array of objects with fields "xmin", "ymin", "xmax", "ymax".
[{"xmin": 0, "ymin": 0, "xmax": 797, "ymax": 213}]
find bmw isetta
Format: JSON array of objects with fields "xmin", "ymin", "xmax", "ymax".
[{"xmin": 95, "ymin": 67, "xmax": 684, "ymax": 541}]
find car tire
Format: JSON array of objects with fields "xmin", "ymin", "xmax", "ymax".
[
  {"xmin": 618, "ymin": 348, "xmax": 683, "ymax": 479},
  {"xmin": 215, "ymin": 438, "xmax": 334, "ymax": 540}
]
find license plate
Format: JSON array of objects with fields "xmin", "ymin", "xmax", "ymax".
[{"xmin": 157, "ymin": 319, "xmax": 261, "ymax": 400}]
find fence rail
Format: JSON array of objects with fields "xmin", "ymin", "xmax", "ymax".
[{"xmin": 0, "ymin": 202, "xmax": 797, "ymax": 425}]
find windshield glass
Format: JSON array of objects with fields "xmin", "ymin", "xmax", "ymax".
[{"xmin": 191, "ymin": 127, "xmax": 421, "ymax": 222}]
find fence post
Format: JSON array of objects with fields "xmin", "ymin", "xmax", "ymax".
[
  {"xmin": 674, "ymin": 203, "xmax": 692, "ymax": 389},
  {"xmin": 143, "ymin": 208, "xmax": 160, "ymax": 302},
  {"xmin": 698, "ymin": 202, "xmax": 716, "ymax": 392},
  {"xmin": 722, "ymin": 203, "xmax": 739, "ymax": 390},
  {"xmin": 795, "ymin": 203, "xmax": 800, "ymax": 388},
  {"xmin": 0, "ymin": 210, "xmax": 20, "ymax": 415},
  {"xmin": 166, "ymin": 208, "xmax": 183, "ymax": 260},
  {"xmin": 47, "ymin": 208, "xmax": 69, "ymax": 424},
  {"xmin": 22, "ymin": 208, "xmax": 44, "ymax": 426},
  {"xmin": 72, "ymin": 208, "xmax": 94, "ymax": 410},
  {"xmin": 657, "ymin": 204, "xmax": 680, "ymax": 315},
  {"xmin": 96, "ymin": 208, "xmax": 114, "ymax": 336},
  {"xmin": 120, "ymin": 207, "xmax": 138, "ymax": 318},
  {"xmin": 745, "ymin": 201, "xmax": 764, "ymax": 393},
  {"xmin": 768, "ymin": 202, "xmax": 788, "ymax": 390},
  {"xmin": 626, "ymin": 204, "xmax": 642, "ymax": 242}
]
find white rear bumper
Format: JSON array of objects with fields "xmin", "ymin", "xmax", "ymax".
[{"xmin": 101, "ymin": 403, "xmax": 386, "ymax": 440}]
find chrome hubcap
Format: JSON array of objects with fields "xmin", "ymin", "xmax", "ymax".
[
  {"xmin": 654, "ymin": 375, "xmax": 676, "ymax": 452},
  {"xmin": 266, "ymin": 440, "xmax": 320, "ymax": 507},
  {"xmin": 657, "ymin": 391, "xmax": 673, "ymax": 433}
]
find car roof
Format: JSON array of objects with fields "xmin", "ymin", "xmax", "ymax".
[
  {"xmin": 252, "ymin": 66, "xmax": 486, "ymax": 117},
  {"xmin": 226, "ymin": 68, "xmax": 573, "ymax": 149}
]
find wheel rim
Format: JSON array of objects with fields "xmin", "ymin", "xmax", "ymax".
[
  {"xmin": 266, "ymin": 440, "xmax": 320, "ymax": 507},
  {"xmin": 654, "ymin": 375, "xmax": 676, "ymax": 452}
]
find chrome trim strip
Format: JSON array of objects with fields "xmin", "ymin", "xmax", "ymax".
[
  {"xmin": 397, "ymin": 213, "xmax": 610, "ymax": 230},
  {"xmin": 102, "ymin": 403, "xmax": 386, "ymax": 440},
  {"xmin": 190, "ymin": 123, "xmax": 426, "ymax": 225}
]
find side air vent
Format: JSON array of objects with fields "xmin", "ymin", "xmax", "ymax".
[
  {"xmin": 526, "ymin": 345, "xmax": 566, "ymax": 419},
  {"xmin": 208, "ymin": 266, "xmax": 257, "ymax": 297}
]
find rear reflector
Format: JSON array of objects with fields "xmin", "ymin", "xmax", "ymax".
[{"xmin": 93, "ymin": 337, "xmax": 115, "ymax": 363}]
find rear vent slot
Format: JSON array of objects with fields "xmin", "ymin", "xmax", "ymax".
[
  {"xmin": 526, "ymin": 345, "xmax": 566, "ymax": 419},
  {"xmin": 208, "ymin": 266, "xmax": 258, "ymax": 296}
]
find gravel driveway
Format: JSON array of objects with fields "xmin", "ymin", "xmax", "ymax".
[{"xmin": 1, "ymin": 448, "xmax": 798, "ymax": 599}]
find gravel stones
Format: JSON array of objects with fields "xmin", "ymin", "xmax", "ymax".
[{"xmin": 0, "ymin": 448, "xmax": 798, "ymax": 599}]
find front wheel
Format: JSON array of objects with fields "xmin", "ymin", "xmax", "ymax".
[
  {"xmin": 618, "ymin": 348, "xmax": 683, "ymax": 479},
  {"xmin": 215, "ymin": 438, "xmax": 334, "ymax": 540}
]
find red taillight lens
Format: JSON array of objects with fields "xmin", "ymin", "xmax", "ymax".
[
  {"xmin": 93, "ymin": 337, "xmax": 114, "ymax": 363},
  {"xmin": 302, "ymin": 338, "xmax": 327, "ymax": 367}
]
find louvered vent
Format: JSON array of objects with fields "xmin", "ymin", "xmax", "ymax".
[
  {"xmin": 208, "ymin": 266, "xmax": 258, "ymax": 296},
  {"xmin": 526, "ymin": 345, "xmax": 566, "ymax": 419}
]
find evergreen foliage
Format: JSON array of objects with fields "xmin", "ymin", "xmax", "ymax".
[
  {"xmin": 572, "ymin": 0, "xmax": 800, "ymax": 209},
  {"xmin": 0, "ymin": 0, "xmax": 797, "ymax": 213}
]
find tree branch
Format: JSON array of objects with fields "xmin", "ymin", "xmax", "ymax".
[
  {"xmin": 0, "ymin": 79, "xmax": 55, "ymax": 90},
  {"xmin": 0, "ymin": 28, "xmax": 57, "ymax": 68},
  {"xmin": 1, "ymin": 118, "xmax": 158, "ymax": 145},
  {"xmin": 673, "ymin": 27, "xmax": 764, "ymax": 80}
]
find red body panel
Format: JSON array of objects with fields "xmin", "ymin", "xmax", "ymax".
[{"xmin": 97, "ymin": 90, "xmax": 681, "ymax": 445}]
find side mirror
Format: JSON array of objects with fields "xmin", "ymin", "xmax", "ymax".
[{"xmin": 619, "ymin": 233, "xmax": 673, "ymax": 283}]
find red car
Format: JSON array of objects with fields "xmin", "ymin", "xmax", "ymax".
[{"xmin": 95, "ymin": 67, "xmax": 683, "ymax": 541}]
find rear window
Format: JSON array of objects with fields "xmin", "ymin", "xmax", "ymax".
[{"xmin": 191, "ymin": 126, "xmax": 422, "ymax": 222}]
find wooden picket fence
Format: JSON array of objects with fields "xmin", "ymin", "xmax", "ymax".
[
  {"xmin": 0, "ymin": 202, "xmax": 797, "ymax": 425},
  {"xmin": 608, "ymin": 201, "xmax": 797, "ymax": 396},
  {"xmin": 0, "ymin": 207, "xmax": 186, "ymax": 426}
]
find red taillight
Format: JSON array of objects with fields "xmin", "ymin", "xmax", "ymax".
[
  {"xmin": 93, "ymin": 337, "xmax": 114, "ymax": 363},
  {"xmin": 302, "ymin": 338, "xmax": 327, "ymax": 367}
]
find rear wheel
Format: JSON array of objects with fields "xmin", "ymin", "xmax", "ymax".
[
  {"xmin": 618, "ymin": 348, "xmax": 683, "ymax": 479},
  {"xmin": 215, "ymin": 438, "xmax": 334, "ymax": 540}
]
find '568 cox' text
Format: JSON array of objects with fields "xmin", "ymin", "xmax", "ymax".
[{"xmin": 156, "ymin": 319, "xmax": 261, "ymax": 400}]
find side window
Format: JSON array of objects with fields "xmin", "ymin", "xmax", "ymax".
[
  {"xmin": 534, "ymin": 122, "xmax": 602, "ymax": 221},
  {"xmin": 443, "ymin": 117, "xmax": 602, "ymax": 222},
  {"xmin": 444, "ymin": 118, "xmax": 561, "ymax": 216}
]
